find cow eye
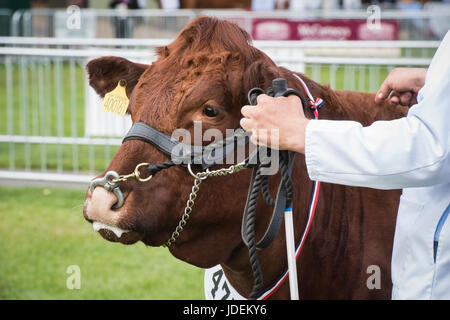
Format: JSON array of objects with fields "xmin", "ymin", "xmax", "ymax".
[{"xmin": 203, "ymin": 106, "xmax": 219, "ymax": 117}]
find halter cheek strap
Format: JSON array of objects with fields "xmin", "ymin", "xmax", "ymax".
[{"xmin": 122, "ymin": 122, "xmax": 250, "ymax": 170}]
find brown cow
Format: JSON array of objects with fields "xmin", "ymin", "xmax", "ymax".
[{"xmin": 83, "ymin": 16, "xmax": 406, "ymax": 299}]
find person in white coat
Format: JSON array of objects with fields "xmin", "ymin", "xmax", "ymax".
[{"xmin": 240, "ymin": 31, "xmax": 450, "ymax": 299}]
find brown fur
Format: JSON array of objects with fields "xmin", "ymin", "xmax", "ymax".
[{"xmin": 85, "ymin": 17, "xmax": 407, "ymax": 299}]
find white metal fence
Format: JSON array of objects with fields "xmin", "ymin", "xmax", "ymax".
[
  {"xmin": 0, "ymin": 38, "xmax": 438, "ymax": 186},
  {"xmin": 8, "ymin": 7, "xmax": 450, "ymax": 40},
  {"xmin": 0, "ymin": 9, "xmax": 11, "ymax": 36}
]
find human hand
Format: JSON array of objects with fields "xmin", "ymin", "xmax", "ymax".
[
  {"xmin": 375, "ymin": 67, "xmax": 427, "ymax": 107},
  {"xmin": 240, "ymin": 94, "xmax": 309, "ymax": 153}
]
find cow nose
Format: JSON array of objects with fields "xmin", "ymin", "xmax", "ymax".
[
  {"xmin": 85, "ymin": 187, "xmax": 122, "ymax": 226},
  {"xmin": 89, "ymin": 171, "xmax": 124, "ymax": 209},
  {"xmin": 92, "ymin": 187, "xmax": 118, "ymax": 210}
]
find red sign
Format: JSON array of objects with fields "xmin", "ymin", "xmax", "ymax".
[{"xmin": 252, "ymin": 19, "xmax": 399, "ymax": 41}]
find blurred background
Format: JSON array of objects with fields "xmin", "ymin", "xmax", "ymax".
[
  {"xmin": 1, "ymin": 0, "xmax": 449, "ymax": 39},
  {"xmin": 0, "ymin": 0, "xmax": 449, "ymax": 300}
]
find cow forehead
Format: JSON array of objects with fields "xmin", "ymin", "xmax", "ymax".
[{"xmin": 131, "ymin": 53, "xmax": 240, "ymax": 119}]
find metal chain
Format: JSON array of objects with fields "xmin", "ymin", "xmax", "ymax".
[
  {"xmin": 164, "ymin": 161, "xmax": 247, "ymax": 248},
  {"xmin": 163, "ymin": 177, "xmax": 203, "ymax": 248},
  {"xmin": 104, "ymin": 159, "xmax": 247, "ymax": 248},
  {"xmin": 199, "ymin": 161, "xmax": 247, "ymax": 178}
]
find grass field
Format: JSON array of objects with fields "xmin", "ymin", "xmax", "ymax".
[{"xmin": 0, "ymin": 186, "xmax": 205, "ymax": 299}]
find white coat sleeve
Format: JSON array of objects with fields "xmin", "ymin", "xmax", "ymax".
[{"xmin": 304, "ymin": 69, "xmax": 450, "ymax": 190}]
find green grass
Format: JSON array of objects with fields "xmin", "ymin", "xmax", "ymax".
[
  {"xmin": 0, "ymin": 142, "xmax": 119, "ymax": 173},
  {"xmin": 0, "ymin": 186, "xmax": 205, "ymax": 299}
]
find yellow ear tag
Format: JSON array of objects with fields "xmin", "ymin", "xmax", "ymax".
[{"xmin": 101, "ymin": 79, "xmax": 129, "ymax": 116}]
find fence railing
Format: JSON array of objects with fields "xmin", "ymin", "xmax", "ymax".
[
  {"xmin": 0, "ymin": 38, "xmax": 438, "ymax": 186},
  {"xmin": 0, "ymin": 9, "xmax": 11, "ymax": 37},
  {"xmin": 7, "ymin": 7, "xmax": 450, "ymax": 40}
]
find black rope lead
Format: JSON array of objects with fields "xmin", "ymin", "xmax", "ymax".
[
  {"xmin": 147, "ymin": 161, "xmax": 176, "ymax": 177},
  {"xmin": 244, "ymin": 152, "xmax": 295, "ymax": 299},
  {"xmin": 243, "ymin": 78, "xmax": 300, "ymax": 299}
]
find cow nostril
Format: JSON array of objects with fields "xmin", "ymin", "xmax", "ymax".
[{"xmin": 87, "ymin": 187, "xmax": 122, "ymax": 220}]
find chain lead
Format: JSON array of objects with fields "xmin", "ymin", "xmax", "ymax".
[
  {"xmin": 108, "ymin": 160, "xmax": 247, "ymax": 248},
  {"xmin": 164, "ymin": 177, "xmax": 203, "ymax": 248},
  {"xmin": 164, "ymin": 161, "xmax": 247, "ymax": 248}
]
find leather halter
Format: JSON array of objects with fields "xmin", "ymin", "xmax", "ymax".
[
  {"xmin": 122, "ymin": 122, "xmax": 250, "ymax": 170},
  {"xmin": 118, "ymin": 78, "xmax": 307, "ymax": 251}
]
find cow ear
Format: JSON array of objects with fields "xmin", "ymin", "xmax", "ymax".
[
  {"xmin": 86, "ymin": 56, "xmax": 149, "ymax": 98},
  {"xmin": 243, "ymin": 59, "xmax": 280, "ymax": 95}
]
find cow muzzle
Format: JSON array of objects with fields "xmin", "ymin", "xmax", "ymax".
[{"xmin": 84, "ymin": 186, "xmax": 143, "ymax": 244}]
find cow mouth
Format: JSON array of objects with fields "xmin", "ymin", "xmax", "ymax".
[
  {"xmin": 93, "ymin": 221, "xmax": 129, "ymax": 237},
  {"xmin": 92, "ymin": 221, "xmax": 143, "ymax": 245}
]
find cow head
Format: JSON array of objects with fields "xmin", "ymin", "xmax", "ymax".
[{"xmin": 83, "ymin": 17, "xmax": 283, "ymax": 267}]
